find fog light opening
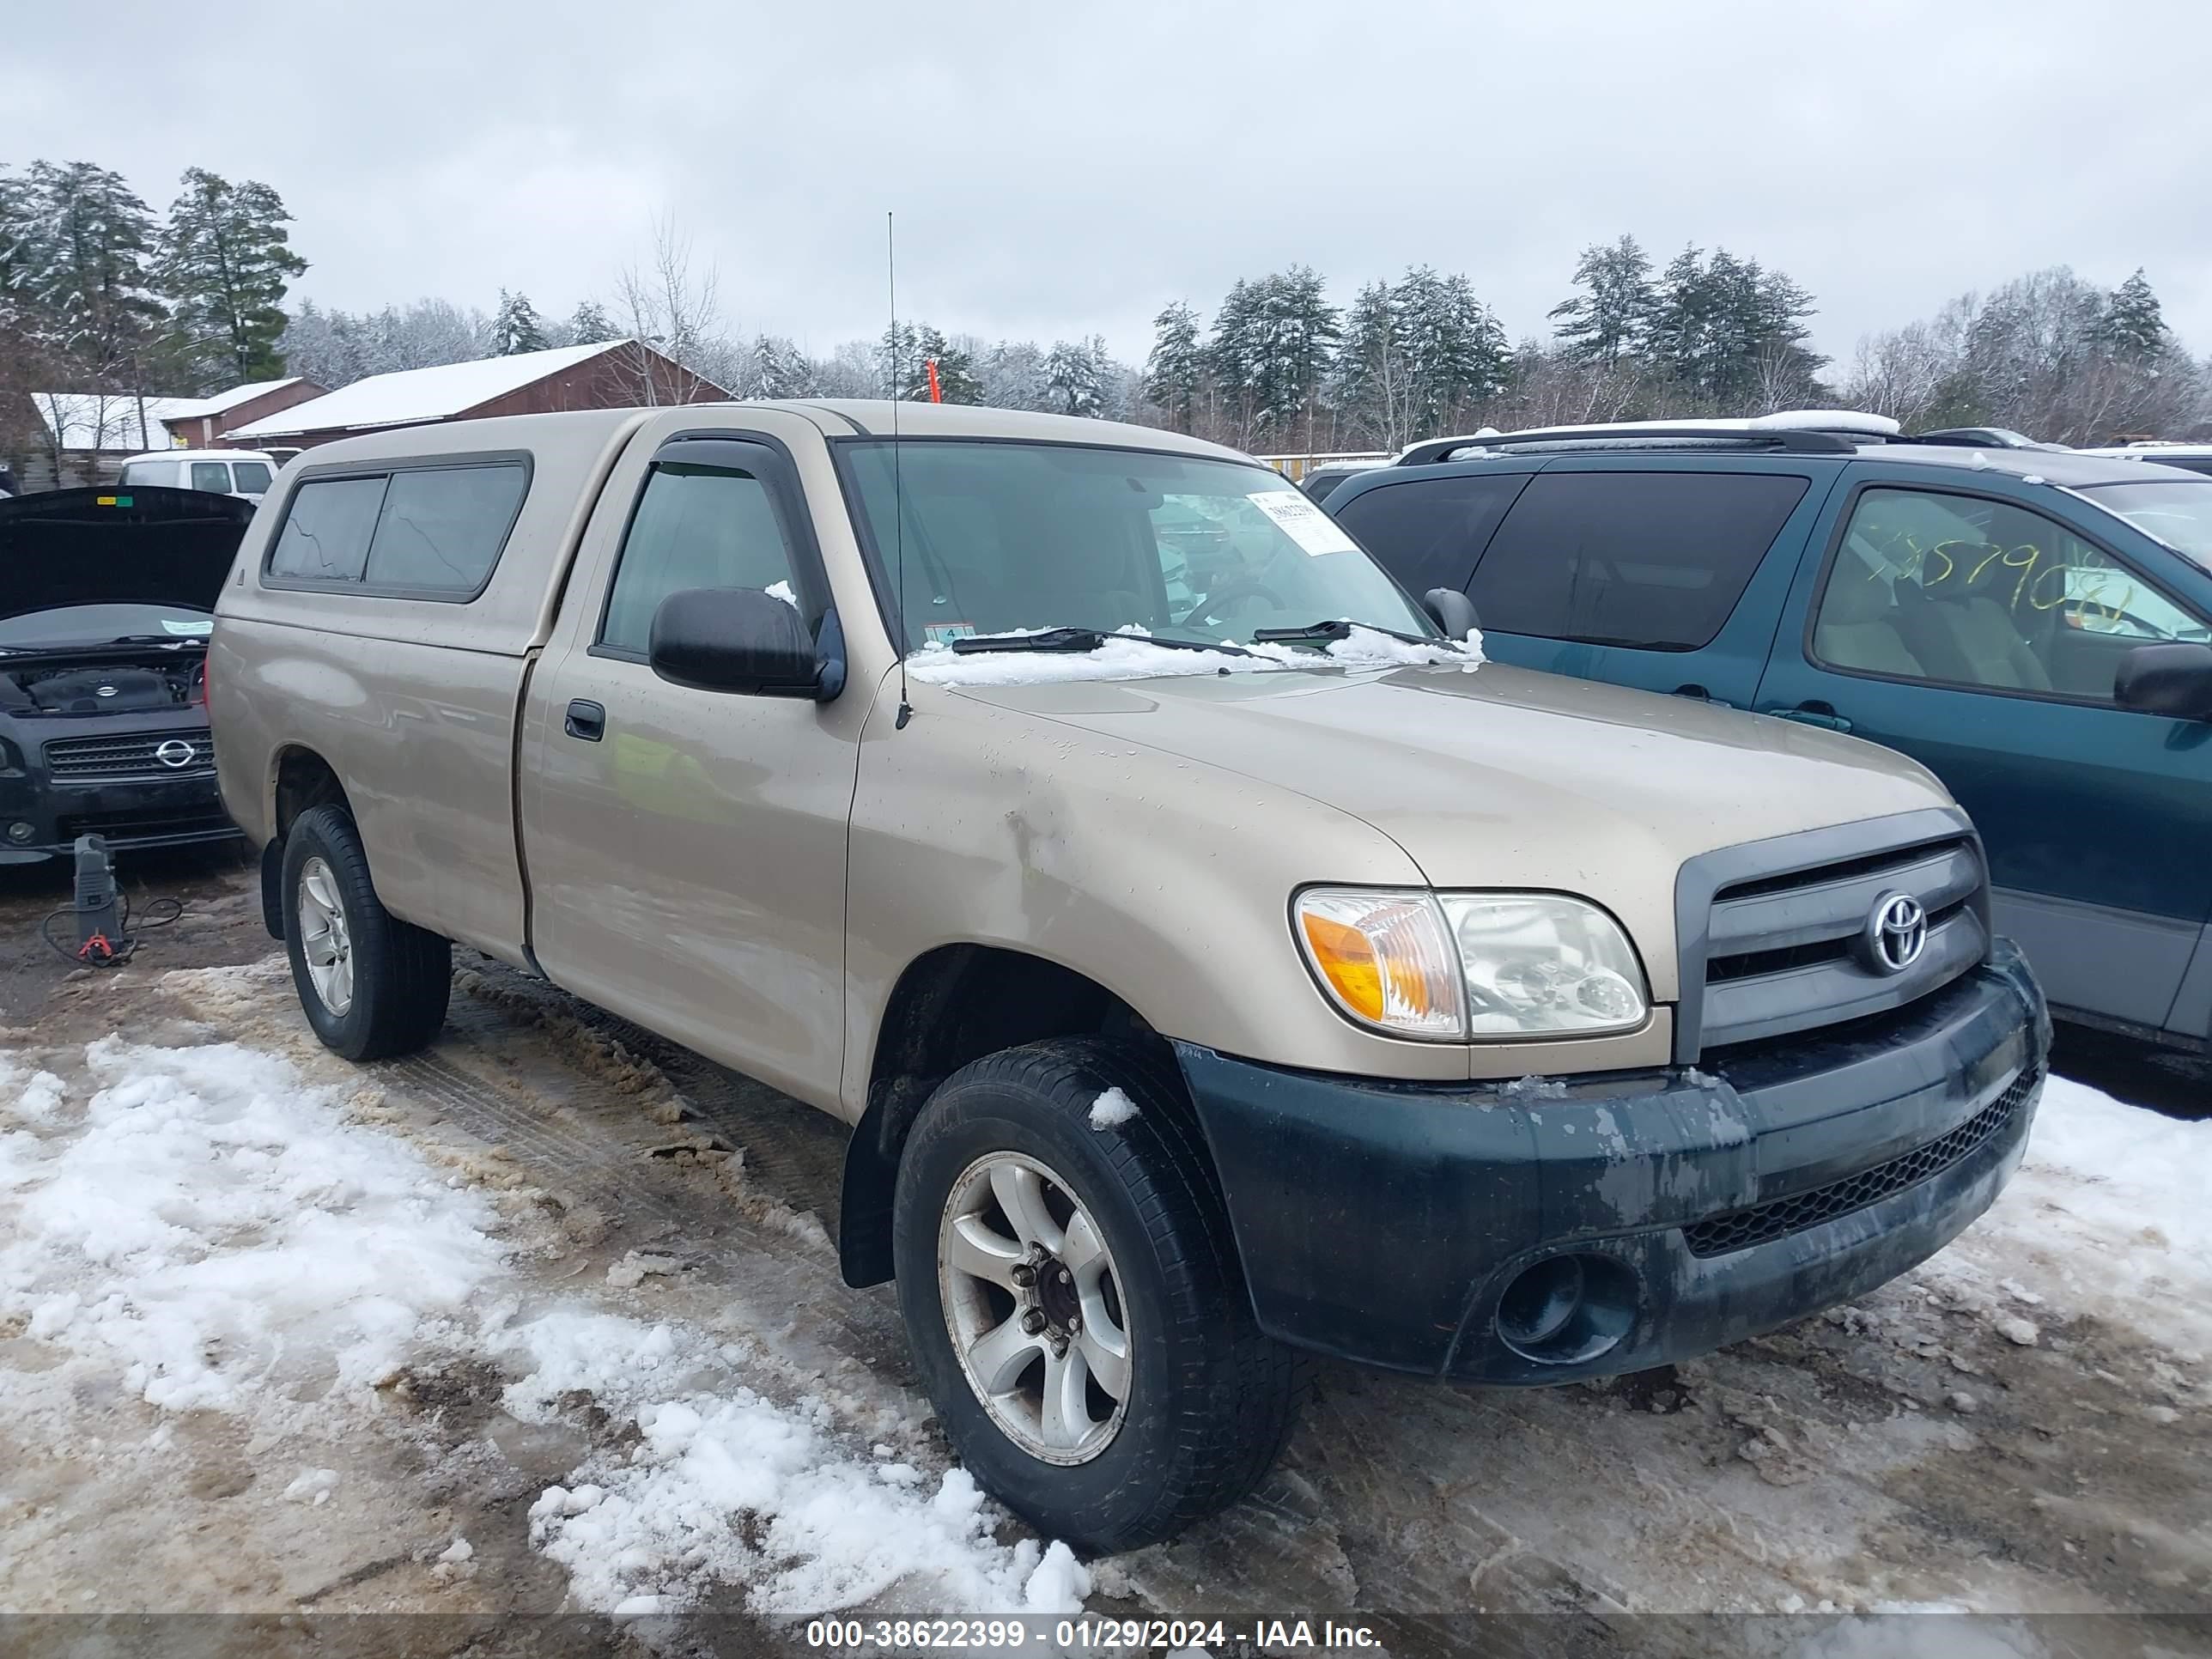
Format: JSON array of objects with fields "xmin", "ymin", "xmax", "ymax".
[
  {"xmin": 1494, "ymin": 1253, "xmax": 1638, "ymax": 1366},
  {"xmin": 5, "ymin": 821, "xmax": 34, "ymax": 845}
]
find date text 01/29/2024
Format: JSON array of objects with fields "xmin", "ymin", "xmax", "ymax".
[{"xmin": 802, "ymin": 1616, "xmax": 1382, "ymax": 1650}]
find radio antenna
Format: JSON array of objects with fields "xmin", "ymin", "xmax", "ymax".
[{"xmin": 888, "ymin": 210, "xmax": 913, "ymax": 731}]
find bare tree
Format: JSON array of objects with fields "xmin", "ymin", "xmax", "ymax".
[{"xmin": 610, "ymin": 217, "xmax": 728, "ymax": 405}]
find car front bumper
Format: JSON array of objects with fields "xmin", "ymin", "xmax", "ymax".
[
  {"xmin": 1173, "ymin": 939, "xmax": 2048, "ymax": 1384},
  {"xmin": 0, "ymin": 722, "xmax": 240, "ymax": 865}
]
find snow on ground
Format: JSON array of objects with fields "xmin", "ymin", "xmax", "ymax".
[
  {"xmin": 3, "ymin": 994, "xmax": 2205, "ymax": 1631},
  {"xmin": 0, "ymin": 1037, "xmax": 505, "ymax": 1413},
  {"xmin": 496, "ymin": 1309, "xmax": 1086, "ymax": 1618},
  {"xmin": 0, "ymin": 1036, "xmax": 1079, "ymax": 1620},
  {"xmin": 905, "ymin": 623, "xmax": 1483, "ymax": 687},
  {"xmin": 1948, "ymin": 1075, "xmax": 2211, "ymax": 1357}
]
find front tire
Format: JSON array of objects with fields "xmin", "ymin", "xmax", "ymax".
[
  {"xmin": 892, "ymin": 1036, "xmax": 1302, "ymax": 1553},
  {"xmin": 280, "ymin": 805, "xmax": 451, "ymax": 1060}
]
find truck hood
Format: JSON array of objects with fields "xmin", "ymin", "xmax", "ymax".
[
  {"xmin": 0, "ymin": 486, "xmax": 252, "ymax": 620},
  {"xmin": 946, "ymin": 661, "xmax": 1954, "ymax": 969}
]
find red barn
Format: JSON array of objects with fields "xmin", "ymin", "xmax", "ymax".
[{"xmin": 223, "ymin": 340, "xmax": 726, "ymax": 450}]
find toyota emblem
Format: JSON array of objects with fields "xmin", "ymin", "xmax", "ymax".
[
  {"xmin": 1863, "ymin": 891, "xmax": 1927, "ymax": 975},
  {"xmin": 155, "ymin": 739, "xmax": 198, "ymax": 769}
]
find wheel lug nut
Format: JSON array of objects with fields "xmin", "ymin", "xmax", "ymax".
[
  {"xmin": 1066, "ymin": 1315, "xmax": 1082, "ymax": 1335},
  {"xmin": 1020, "ymin": 1309, "xmax": 1047, "ymax": 1335},
  {"xmin": 1011, "ymin": 1264, "xmax": 1036, "ymax": 1288}
]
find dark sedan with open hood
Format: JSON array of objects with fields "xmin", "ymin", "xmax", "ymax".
[{"xmin": 0, "ymin": 485, "xmax": 252, "ymax": 863}]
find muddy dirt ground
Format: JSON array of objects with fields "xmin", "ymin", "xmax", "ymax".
[{"xmin": 1, "ymin": 848, "xmax": 2205, "ymax": 1658}]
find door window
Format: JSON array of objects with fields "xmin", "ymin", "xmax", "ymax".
[
  {"xmin": 1811, "ymin": 487, "xmax": 2210, "ymax": 701},
  {"xmin": 599, "ymin": 461, "xmax": 803, "ymax": 656},
  {"xmin": 1468, "ymin": 471, "xmax": 1809, "ymax": 649},
  {"xmin": 231, "ymin": 461, "xmax": 274, "ymax": 494},
  {"xmin": 1328, "ymin": 472, "xmax": 1529, "ymax": 599},
  {"xmin": 191, "ymin": 461, "xmax": 234, "ymax": 492}
]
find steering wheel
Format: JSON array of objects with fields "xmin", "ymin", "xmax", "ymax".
[{"xmin": 1177, "ymin": 576, "xmax": 1285, "ymax": 629}]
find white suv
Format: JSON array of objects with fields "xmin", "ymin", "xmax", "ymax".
[{"xmin": 118, "ymin": 449, "xmax": 282, "ymax": 501}]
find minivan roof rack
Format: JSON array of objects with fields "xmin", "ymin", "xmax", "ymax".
[{"xmin": 1397, "ymin": 423, "xmax": 1857, "ymax": 467}]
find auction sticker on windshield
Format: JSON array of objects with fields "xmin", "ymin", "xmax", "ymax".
[{"xmin": 1249, "ymin": 489, "xmax": 1361, "ymax": 556}]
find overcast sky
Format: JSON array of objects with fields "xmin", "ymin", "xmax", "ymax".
[{"xmin": 8, "ymin": 2, "xmax": 2209, "ymax": 369}]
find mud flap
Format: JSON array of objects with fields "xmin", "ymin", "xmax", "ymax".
[{"xmin": 260, "ymin": 836, "xmax": 285, "ymax": 940}]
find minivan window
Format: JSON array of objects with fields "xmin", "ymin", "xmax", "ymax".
[
  {"xmin": 191, "ymin": 461, "xmax": 233, "ymax": 493},
  {"xmin": 600, "ymin": 462, "xmax": 802, "ymax": 655},
  {"xmin": 232, "ymin": 461, "xmax": 274, "ymax": 495},
  {"xmin": 362, "ymin": 465, "xmax": 527, "ymax": 593},
  {"xmin": 268, "ymin": 476, "xmax": 387, "ymax": 581},
  {"xmin": 842, "ymin": 440, "xmax": 1432, "ymax": 648},
  {"xmin": 1811, "ymin": 487, "xmax": 2211, "ymax": 700},
  {"xmin": 2076, "ymin": 479, "xmax": 2212, "ymax": 568},
  {"xmin": 1330, "ymin": 472, "xmax": 1530, "ymax": 599},
  {"xmin": 1468, "ymin": 471, "xmax": 1809, "ymax": 650},
  {"xmin": 118, "ymin": 459, "xmax": 179, "ymax": 488}
]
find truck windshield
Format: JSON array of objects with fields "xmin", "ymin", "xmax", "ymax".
[
  {"xmin": 840, "ymin": 440, "xmax": 1435, "ymax": 651},
  {"xmin": 2077, "ymin": 479, "xmax": 2212, "ymax": 570}
]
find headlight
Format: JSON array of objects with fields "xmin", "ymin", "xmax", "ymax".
[
  {"xmin": 1295, "ymin": 888, "xmax": 1649, "ymax": 1041},
  {"xmin": 1441, "ymin": 894, "xmax": 1649, "ymax": 1036}
]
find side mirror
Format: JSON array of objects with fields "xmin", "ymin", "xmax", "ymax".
[
  {"xmin": 1423, "ymin": 587, "xmax": 1481, "ymax": 640},
  {"xmin": 2115, "ymin": 641, "xmax": 2212, "ymax": 720},
  {"xmin": 648, "ymin": 586, "xmax": 834, "ymax": 700}
]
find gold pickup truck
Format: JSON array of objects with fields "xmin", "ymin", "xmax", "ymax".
[{"xmin": 211, "ymin": 401, "xmax": 2047, "ymax": 1551}]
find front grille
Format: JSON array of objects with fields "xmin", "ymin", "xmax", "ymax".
[
  {"xmin": 1683, "ymin": 829, "xmax": 1988, "ymax": 1056},
  {"xmin": 1681, "ymin": 1069, "xmax": 2038, "ymax": 1258},
  {"xmin": 44, "ymin": 729, "xmax": 214, "ymax": 779}
]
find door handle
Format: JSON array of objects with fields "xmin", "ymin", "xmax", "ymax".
[
  {"xmin": 1672, "ymin": 684, "xmax": 1733, "ymax": 707},
  {"xmin": 564, "ymin": 699, "xmax": 606, "ymax": 741},
  {"xmin": 1776, "ymin": 702, "xmax": 1852, "ymax": 732}
]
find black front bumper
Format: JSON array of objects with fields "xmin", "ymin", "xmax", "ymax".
[
  {"xmin": 0, "ymin": 719, "xmax": 239, "ymax": 866},
  {"xmin": 1174, "ymin": 940, "xmax": 2048, "ymax": 1384}
]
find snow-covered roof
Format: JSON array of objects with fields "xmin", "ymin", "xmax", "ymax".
[
  {"xmin": 173, "ymin": 377, "xmax": 308, "ymax": 418},
  {"xmin": 226, "ymin": 342, "xmax": 630, "ymax": 439},
  {"xmin": 29, "ymin": 393, "xmax": 208, "ymax": 451}
]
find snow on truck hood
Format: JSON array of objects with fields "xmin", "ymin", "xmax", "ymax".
[
  {"xmin": 0, "ymin": 486, "xmax": 252, "ymax": 620},
  {"xmin": 939, "ymin": 653, "xmax": 1955, "ymax": 893}
]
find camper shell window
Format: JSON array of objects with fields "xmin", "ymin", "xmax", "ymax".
[{"xmin": 262, "ymin": 453, "xmax": 532, "ymax": 600}]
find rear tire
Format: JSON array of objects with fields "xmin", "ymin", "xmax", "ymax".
[
  {"xmin": 892, "ymin": 1036, "xmax": 1303, "ymax": 1553},
  {"xmin": 280, "ymin": 805, "xmax": 450, "ymax": 1060}
]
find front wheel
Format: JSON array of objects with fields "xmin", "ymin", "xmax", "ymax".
[
  {"xmin": 891, "ymin": 1036, "xmax": 1303, "ymax": 1553},
  {"xmin": 280, "ymin": 805, "xmax": 451, "ymax": 1060}
]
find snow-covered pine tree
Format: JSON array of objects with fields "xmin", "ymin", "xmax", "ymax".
[
  {"xmin": 2098, "ymin": 269, "xmax": 2167, "ymax": 361},
  {"xmin": 9, "ymin": 160, "xmax": 165, "ymax": 383},
  {"xmin": 1333, "ymin": 279, "xmax": 1407, "ymax": 447},
  {"xmin": 1547, "ymin": 235, "xmax": 1654, "ymax": 367},
  {"xmin": 492, "ymin": 289, "xmax": 548, "ymax": 356},
  {"xmin": 747, "ymin": 334, "xmax": 817, "ymax": 398},
  {"xmin": 1144, "ymin": 301, "xmax": 1204, "ymax": 430},
  {"xmin": 567, "ymin": 299, "xmax": 619, "ymax": 345},
  {"xmin": 160, "ymin": 167, "xmax": 307, "ymax": 386},
  {"xmin": 1044, "ymin": 337, "xmax": 1107, "ymax": 417},
  {"xmin": 981, "ymin": 340, "xmax": 1049, "ymax": 410},
  {"xmin": 923, "ymin": 327, "xmax": 984, "ymax": 404},
  {"xmin": 1264, "ymin": 265, "xmax": 1341, "ymax": 447},
  {"xmin": 1644, "ymin": 244, "xmax": 1713, "ymax": 396}
]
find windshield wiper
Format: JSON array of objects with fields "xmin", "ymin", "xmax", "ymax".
[
  {"xmin": 1250, "ymin": 618, "xmax": 1442, "ymax": 648},
  {"xmin": 949, "ymin": 628, "xmax": 1254, "ymax": 658}
]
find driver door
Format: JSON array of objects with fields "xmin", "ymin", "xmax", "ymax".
[
  {"xmin": 1755, "ymin": 472, "xmax": 2212, "ymax": 1032},
  {"xmin": 521, "ymin": 434, "xmax": 859, "ymax": 1105}
]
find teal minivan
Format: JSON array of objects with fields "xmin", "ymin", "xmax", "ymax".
[{"xmin": 1327, "ymin": 422, "xmax": 2212, "ymax": 1050}]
